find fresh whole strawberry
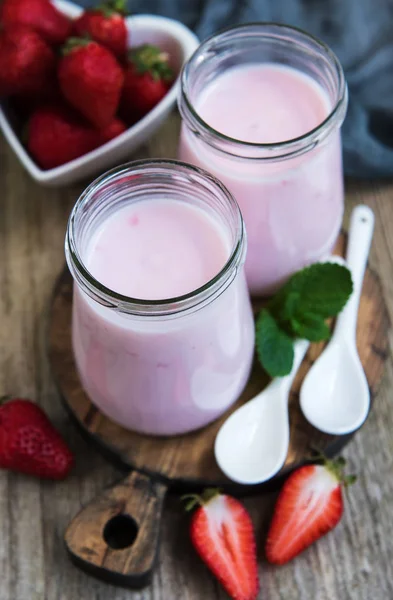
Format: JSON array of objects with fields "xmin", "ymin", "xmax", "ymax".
[
  {"xmin": 0, "ymin": 398, "xmax": 74, "ymax": 480},
  {"xmin": 120, "ymin": 44, "xmax": 173, "ymax": 125},
  {"xmin": 27, "ymin": 104, "xmax": 102, "ymax": 169},
  {"xmin": 0, "ymin": 0, "xmax": 72, "ymax": 46},
  {"xmin": 183, "ymin": 489, "xmax": 259, "ymax": 600},
  {"xmin": 265, "ymin": 457, "xmax": 356, "ymax": 564},
  {"xmin": 99, "ymin": 117, "xmax": 127, "ymax": 143},
  {"xmin": 58, "ymin": 37, "xmax": 124, "ymax": 128},
  {"xmin": 0, "ymin": 26, "xmax": 56, "ymax": 98},
  {"xmin": 73, "ymin": 0, "xmax": 128, "ymax": 58}
]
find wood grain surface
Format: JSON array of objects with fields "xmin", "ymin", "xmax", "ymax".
[
  {"xmin": 1, "ymin": 113, "xmax": 393, "ymax": 600},
  {"xmin": 65, "ymin": 471, "xmax": 167, "ymax": 589}
]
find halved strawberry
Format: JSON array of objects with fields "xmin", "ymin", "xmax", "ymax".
[
  {"xmin": 183, "ymin": 489, "xmax": 259, "ymax": 600},
  {"xmin": 265, "ymin": 457, "xmax": 356, "ymax": 565}
]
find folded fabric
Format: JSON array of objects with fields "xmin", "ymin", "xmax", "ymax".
[{"xmin": 77, "ymin": 0, "xmax": 393, "ymax": 178}]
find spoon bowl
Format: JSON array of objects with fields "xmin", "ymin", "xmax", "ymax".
[
  {"xmin": 214, "ymin": 339, "xmax": 309, "ymax": 485},
  {"xmin": 300, "ymin": 339, "xmax": 370, "ymax": 434},
  {"xmin": 300, "ymin": 205, "xmax": 375, "ymax": 435},
  {"xmin": 215, "ymin": 382, "xmax": 290, "ymax": 485}
]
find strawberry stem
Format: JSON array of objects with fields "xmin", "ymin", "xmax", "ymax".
[
  {"xmin": 0, "ymin": 395, "xmax": 12, "ymax": 405},
  {"xmin": 309, "ymin": 448, "xmax": 357, "ymax": 488},
  {"xmin": 98, "ymin": 0, "xmax": 128, "ymax": 17},
  {"xmin": 128, "ymin": 44, "xmax": 173, "ymax": 81},
  {"xmin": 181, "ymin": 488, "xmax": 221, "ymax": 511},
  {"xmin": 62, "ymin": 36, "xmax": 91, "ymax": 56},
  {"xmin": 344, "ymin": 474, "xmax": 357, "ymax": 487}
]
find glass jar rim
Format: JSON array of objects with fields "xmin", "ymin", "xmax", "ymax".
[
  {"xmin": 65, "ymin": 159, "xmax": 246, "ymax": 318},
  {"xmin": 180, "ymin": 22, "xmax": 348, "ymax": 159}
]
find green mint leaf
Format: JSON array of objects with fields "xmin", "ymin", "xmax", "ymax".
[
  {"xmin": 269, "ymin": 290, "xmax": 300, "ymax": 323},
  {"xmin": 269, "ymin": 262, "xmax": 353, "ymax": 320},
  {"xmin": 290, "ymin": 313, "xmax": 331, "ymax": 342},
  {"xmin": 256, "ymin": 309, "xmax": 294, "ymax": 377},
  {"xmin": 295, "ymin": 263, "xmax": 353, "ymax": 317}
]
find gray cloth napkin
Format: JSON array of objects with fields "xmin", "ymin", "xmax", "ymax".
[{"xmin": 78, "ymin": 0, "xmax": 393, "ymax": 178}]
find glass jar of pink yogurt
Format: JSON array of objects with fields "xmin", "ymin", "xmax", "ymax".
[
  {"xmin": 65, "ymin": 160, "xmax": 254, "ymax": 436},
  {"xmin": 178, "ymin": 23, "xmax": 348, "ymax": 296}
]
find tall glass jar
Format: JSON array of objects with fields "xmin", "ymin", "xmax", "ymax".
[
  {"xmin": 65, "ymin": 160, "xmax": 254, "ymax": 436},
  {"xmin": 178, "ymin": 23, "xmax": 348, "ymax": 296}
]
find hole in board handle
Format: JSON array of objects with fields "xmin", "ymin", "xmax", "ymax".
[{"xmin": 103, "ymin": 514, "xmax": 138, "ymax": 549}]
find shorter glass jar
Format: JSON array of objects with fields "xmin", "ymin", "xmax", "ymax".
[
  {"xmin": 178, "ymin": 23, "xmax": 348, "ymax": 296},
  {"xmin": 65, "ymin": 160, "xmax": 255, "ymax": 436}
]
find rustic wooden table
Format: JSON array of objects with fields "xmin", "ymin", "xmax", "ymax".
[{"xmin": 1, "ymin": 114, "xmax": 393, "ymax": 600}]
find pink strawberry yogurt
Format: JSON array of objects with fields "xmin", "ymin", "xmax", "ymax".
[
  {"xmin": 178, "ymin": 24, "xmax": 348, "ymax": 295},
  {"xmin": 66, "ymin": 161, "xmax": 255, "ymax": 436}
]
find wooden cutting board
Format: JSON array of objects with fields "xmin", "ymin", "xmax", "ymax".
[{"xmin": 48, "ymin": 233, "xmax": 389, "ymax": 589}]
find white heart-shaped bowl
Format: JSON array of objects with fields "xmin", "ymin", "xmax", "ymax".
[{"xmin": 0, "ymin": 0, "xmax": 199, "ymax": 187}]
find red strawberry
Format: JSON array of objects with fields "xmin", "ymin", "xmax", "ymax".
[
  {"xmin": 0, "ymin": 0, "xmax": 72, "ymax": 46},
  {"xmin": 0, "ymin": 26, "xmax": 56, "ymax": 98},
  {"xmin": 28, "ymin": 104, "xmax": 102, "ymax": 169},
  {"xmin": 99, "ymin": 117, "xmax": 127, "ymax": 143},
  {"xmin": 183, "ymin": 489, "xmax": 259, "ymax": 600},
  {"xmin": 58, "ymin": 38, "xmax": 124, "ymax": 128},
  {"xmin": 265, "ymin": 457, "xmax": 356, "ymax": 564},
  {"xmin": 73, "ymin": 0, "xmax": 128, "ymax": 58},
  {"xmin": 0, "ymin": 398, "xmax": 74, "ymax": 480},
  {"xmin": 120, "ymin": 44, "xmax": 173, "ymax": 125}
]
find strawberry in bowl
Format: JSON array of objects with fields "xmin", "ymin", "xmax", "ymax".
[
  {"xmin": 0, "ymin": 0, "xmax": 199, "ymax": 186},
  {"xmin": 120, "ymin": 44, "xmax": 174, "ymax": 125},
  {"xmin": 73, "ymin": 0, "xmax": 128, "ymax": 58}
]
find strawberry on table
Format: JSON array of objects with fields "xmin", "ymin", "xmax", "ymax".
[
  {"xmin": 58, "ymin": 37, "xmax": 124, "ymax": 129},
  {"xmin": 0, "ymin": 398, "xmax": 74, "ymax": 480},
  {"xmin": 0, "ymin": 0, "xmax": 72, "ymax": 46},
  {"xmin": 27, "ymin": 104, "xmax": 102, "ymax": 169},
  {"xmin": 120, "ymin": 44, "xmax": 173, "ymax": 125},
  {"xmin": 265, "ymin": 457, "xmax": 356, "ymax": 565},
  {"xmin": 183, "ymin": 489, "xmax": 259, "ymax": 600},
  {"xmin": 0, "ymin": 26, "xmax": 56, "ymax": 98},
  {"xmin": 73, "ymin": 0, "xmax": 128, "ymax": 59}
]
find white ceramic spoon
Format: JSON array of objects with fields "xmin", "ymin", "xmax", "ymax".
[
  {"xmin": 214, "ymin": 256, "xmax": 349, "ymax": 485},
  {"xmin": 300, "ymin": 205, "xmax": 375, "ymax": 435},
  {"xmin": 214, "ymin": 339, "xmax": 310, "ymax": 485}
]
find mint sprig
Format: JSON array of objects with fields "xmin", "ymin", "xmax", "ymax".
[
  {"xmin": 256, "ymin": 310, "xmax": 294, "ymax": 378},
  {"xmin": 256, "ymin": 262, "xmax": 353, "ymax": 378}
]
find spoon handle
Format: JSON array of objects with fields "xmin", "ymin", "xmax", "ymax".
[
  {"xmin": 335, "ymin": 205, "xmax": 375, "ymax": 341},
  {"xmin": 277, "ymin": 338, "xmax": 310, "ymax": 394}
]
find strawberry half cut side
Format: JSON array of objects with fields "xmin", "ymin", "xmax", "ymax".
[
  {"xmin": 183, "ymin": 489, "xmax": 259, "ymax": 600},
  {"xmin": 265, "ymin": 456, "xmax": 356, "ymax": 565}
]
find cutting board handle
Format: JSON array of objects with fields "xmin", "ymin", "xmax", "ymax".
[{"xmin": 65, "ymin": 471, "xmax": 168, "ymax": 588}]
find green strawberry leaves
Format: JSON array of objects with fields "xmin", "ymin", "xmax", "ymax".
[
  {"xmin": 256, "ymin": 262, "xmax": 353, "ymax": 378},
  {"xmin": 129, "ymin": 44, "xmax": 173, "ymax": 81},
  {"xmin": 98, "ymin": 0, "xmax": 128, "ymax": 17}
]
